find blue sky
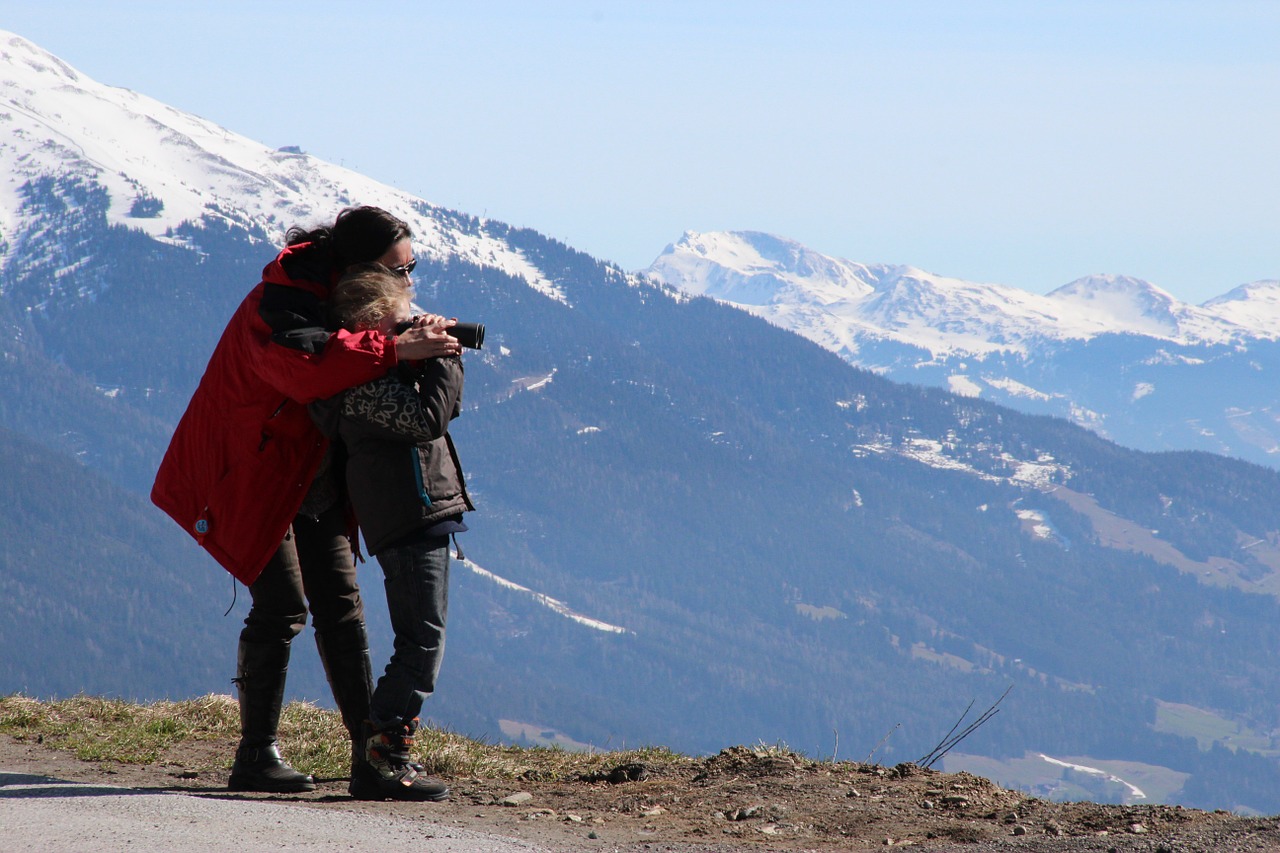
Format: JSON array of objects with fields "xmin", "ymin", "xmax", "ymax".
[{"xmin": 5, "ymin": 1, "xmax": 1278, "ymax": 302}]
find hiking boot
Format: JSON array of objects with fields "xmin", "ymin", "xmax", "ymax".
[
  {"xmin": 350, "ymin": 718, "xmax": 449, "ymax": 801},
  {"xmin": 229, "ymin": 741, "xmax": 316, "ymax": 793}
]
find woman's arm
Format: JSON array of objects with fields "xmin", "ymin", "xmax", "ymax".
[{"xmin": 250, "ymin": 281, "xmax": 399, "ymax": 403}]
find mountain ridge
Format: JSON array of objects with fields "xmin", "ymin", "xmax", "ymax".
[{"xmin": 647, "ymin": 230, "xmax": 1278, "ymax": 352}]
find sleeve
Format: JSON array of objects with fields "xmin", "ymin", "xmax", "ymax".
[
  {"xmin": 339, "ymin": 359, "xmax": 463, "ymax": 444},
  {"xmin": 413, "ymin": 357, "xmax": 465, "ymax": 427},
  {"xmin": 252, "ymin": 283, "xmax": 400, "ymax": 404}
]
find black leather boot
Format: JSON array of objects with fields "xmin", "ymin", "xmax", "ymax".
[
  {"xmin": 314, "ymin": 621, "xmax": 376, "ymax": 797},
  {"xmin": 228, "ymin": 636, "xmax": 316, "ymax": 793}
]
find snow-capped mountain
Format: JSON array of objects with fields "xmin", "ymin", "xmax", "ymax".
[
  {"xmin": 0, "ymin": 31, "xmax": 564, "ymax": 305},
  {"xmin": 647, "ymin": 230, "xmax": 1280, "ymax": 468},
  {"xmin": 648, "ymin": 231, "xmax": 1277, "ymax": 354},
  {"xmin": 1204, "ymin": 279, "xmax": 1280, "ymax": 337}
]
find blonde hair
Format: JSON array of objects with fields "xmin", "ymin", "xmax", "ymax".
[{"xmin": 329, "ymin": 263, "xmax": 409, "ymax": 332}]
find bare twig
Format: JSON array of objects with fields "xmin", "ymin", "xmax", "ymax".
[
  {"xmin": 864, "ymin": 722, "xmax": 901, "ymax": 765},
  {"xmin": 917, "ymin": 685, "xmax": 1013, "ymax": 769},
  {"xmin": 934, "ymin": 697, "xmax": 975, "ymax": 755}
]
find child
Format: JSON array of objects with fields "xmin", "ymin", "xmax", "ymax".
[{"xmin": 311, "ymin": 263, "xmax": 474, "ymax": 801}]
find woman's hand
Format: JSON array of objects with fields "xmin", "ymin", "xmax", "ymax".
[{"xmin": 393, "ymin": 314, "xmax": 462, "ymax": 359}]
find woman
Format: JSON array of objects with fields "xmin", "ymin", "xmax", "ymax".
[
  {"xmin": 311, "ymin": 264, "xmax": 473, "ymax": 801},
  {"xmin": 151, "ymin": 206, "xmax": 460, "ymax": 793}
]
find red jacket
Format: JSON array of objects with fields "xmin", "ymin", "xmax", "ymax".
[{"xmin": 151, "ymin": 243, "xmax": 399, "ymax": 584}]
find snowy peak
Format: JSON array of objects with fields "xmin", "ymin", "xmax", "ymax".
[
  {"xmin": 1, "ymin": 31, "xmax": 336, "ymax": 239},
  {"xmin": 1202, "ymin": 280, "xmax": 1280, "ymax": 337},
  {"xmin": 4, "ymin": 30, "xmax": 80, "ymax": 82},
  {"xmin": 649, "ymin": 230, "xmax": 877, "ymax": 306},
  {"xmin": 0, "ymin": 30, "xmax": 561, "ymax": 302},
  {"xmin": 1048, "ymin": 273, "xmax": 1176, "ymax": 311},
  {"xmin": 645, "ymin": 231, "xmax": 1270, "ymax": 358},
  {"xmin": 1207, "ymin": 279, "xmax": 1280, "ymax": 306},
  {"xmin": 1046, "ymin": 274, "xmax": 1196, "ymax": 338}
]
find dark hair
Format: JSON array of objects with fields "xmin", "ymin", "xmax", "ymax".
[
  {"xmin": 329, "ymin": 263, "xmax": 410, "ymax": 333},
  {"xmin": 286, "ymin": 206, "xmax": 412, "ymax": 271}
]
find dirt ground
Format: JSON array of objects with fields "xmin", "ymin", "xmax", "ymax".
[{"xmin": 4, "ymin": 734, "xmax": 1280, "ymax": 852}]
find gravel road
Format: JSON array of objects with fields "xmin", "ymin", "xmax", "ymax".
[{"xmin": 0, "ymin": 769, "xmax": 548, "ymax": 853}]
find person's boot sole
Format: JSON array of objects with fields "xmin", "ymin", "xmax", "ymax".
[
  {"xmin": 349, "ymin": 776, "xmax": 448, "ymax": 802},
  {"xmin": 229, "ymin": 771, "xmax": 317, "ymax": 793}
]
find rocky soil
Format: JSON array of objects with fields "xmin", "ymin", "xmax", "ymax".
[{"xmin": 4, "ymin": 735, "xmax": 1279, "ymax": 852}]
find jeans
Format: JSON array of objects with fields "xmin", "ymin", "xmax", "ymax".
[
  {"xmin": 369, "ymin": 534, "xmax": 450, "ymax": 728},
  {"xmin": 242, "ymin": 503, "xmax": 364, "ymax": 643}
]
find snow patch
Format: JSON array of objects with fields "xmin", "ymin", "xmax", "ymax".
[
  {"xmin": 795, "ymin": 603, "xmax": 847, "ymax": 622},
  {"xmin": 1006, "ymin": 453, "xmax": 1068, "ymax": 489},
  {"xmin": 1038, "ymin": 754, "xmax": 1146, "ymax": 801},
  {"xmin": 1068, "ymin": 404, "xmax": 1105, "ymax": 429},
  {"xmin": 1142, "ymin": 349, "xmax": 1205, "ymax": 367},
  {"xmin": 462, "ymin": 558, "xmax": 631, "ymax": 635},
  {"xmin": 947, "ymin": 375, "xmax": 982, "ymax": 397},
  {"xmin": 983, "ymin": 376, "xmax": 1056, "ymax": 402},
  {"xmin": 854, "ymin": 438, "xmax": 1071, "ymax": 491},
  {"xmin": 516, "ymin": 370, "xmax": 556, "ymax": 393},
  {"xmin": 1016, "ymin": 508, "xmax": 1055, "ymax": 541},
  {"xmin": 836, "ymin": 395, "xmax": 868, "ymax": 412}
]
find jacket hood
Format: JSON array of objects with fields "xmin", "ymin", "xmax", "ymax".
[{"xmin": 264, "ymin": 241, "xmax": 334, "ymax": 296}]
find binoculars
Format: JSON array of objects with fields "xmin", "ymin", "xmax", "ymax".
[{"xmin": 394, "ymin": 318, "xmax": 485, "ymax": 350}]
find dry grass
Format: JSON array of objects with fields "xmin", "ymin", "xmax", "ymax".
[
  {"xmin": 0, "ymin": 694, "xmax": 241, "ymax": 764},
  {"xmin": 0, "ymin": 694, "xmax": 691, "ymax": 782}
]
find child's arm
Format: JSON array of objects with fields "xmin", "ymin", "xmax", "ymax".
[
  {"xmin": 338, "ymin": 359, "xmax": 463, "ymax": 443},
  {"xmin": 411, "ymin": 357, "xmax": 465, "ymax": 429}
]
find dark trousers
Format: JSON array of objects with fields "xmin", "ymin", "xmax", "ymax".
[
  {"xmin": 242, "ymin": 504, "xmax": 364, "ymax": 643},
  {"xmin": 369, "ymin": 534, "xmax": 450, "ymax": 728}
]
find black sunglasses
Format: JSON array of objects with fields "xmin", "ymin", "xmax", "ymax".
[{"xmin": 389, "ymin": 258, "xmax": 417, "ymax": 277}]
